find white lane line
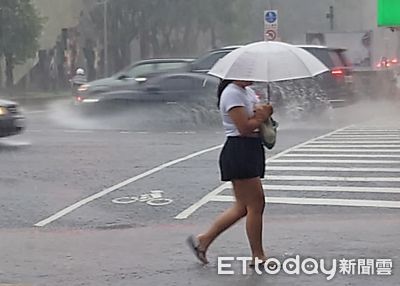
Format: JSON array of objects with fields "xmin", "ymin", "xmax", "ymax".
[
  {"xmin": 336, "ymin": 129, "xmax": 400, "ymax": 131},
  {"xmin": 303, "ymin": 144, "xmax": 400, "ymax": 148},
  {"xmin": 34, "ymin": 144, "xmax": 223, "ymax": 227},
  {"xmin": 174, "ymin": 125, "xmax": 352, "ymax": 219},
  {"xmin": 261, "ymin": 185, "xmax": 400, "ymax": 193},
  {"xmin": 294, "ymin": 149, "xmax": 400, "ymax": 152},
  {"xmin": 63, "ymin": 130, "xmax": 94, "ymax": 133},
  {"xmin": 174, "ymin": 183, "xmax": 230, "ymax": 220},
  {"xmin": 271, "ymin": 159, "xmax": 400, "ymax": 164},
  {"xmin": 25, "ymin": 110, "xmax": 46, "ymax": 114},
  {"xmin": 265, "ymin": 175, "xmax": 400, "ymax": 182},
  {"xmin": 167, "ymin": 131, "xmax": 197, "ymax": 134},
  {"xmin": 334, "ymin": 132, "xmax": 400, "ymax": 135},
  {"xmin": 211, "ymin": 195, "xmax": 400, "ymax": 209},
  {"xmin": 344, "ymin": 129, "xmax": 400, "ymax": 132},
  {"xmin": 328, "ymin": 135, "xmax": 400, "ymax": 138},
  {"xmin": 313, "ymin": 140, "xmax": 400, "ymax": 143},
  {"xmin": 265, "ymin": 166, "xmax": 400, "ymax": 172},
  {"xmin": 284, "ymin": 154, "xmax": 400, "ymax": 158}
]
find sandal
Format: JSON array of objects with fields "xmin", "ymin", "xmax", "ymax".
[{"xmin": 186, "ymin": 235, "xmax": 208, "ymax": 264}]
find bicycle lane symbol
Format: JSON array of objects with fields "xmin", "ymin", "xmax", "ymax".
[{"xmin": 112, "ymin": 190, "xmax": 173, "ymax": 206}]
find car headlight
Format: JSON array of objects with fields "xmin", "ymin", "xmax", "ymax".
[
  {"xmin": 0, "ymin": 106, "xmax": 8, "ymax": 116},
  {"xmin": 78, "ymin": 84, "xmax": 90, "ymax": 92},
  {"xmin": 135, "ymin": 77, "xmax": 147, "ymax": 83}
]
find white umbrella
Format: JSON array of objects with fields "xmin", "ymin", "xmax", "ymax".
[
  {"xmin": 208, "ymin": 41, "xmax": 328, "ymax": 82},
  {"xmin": 208, "ymin": 41, "xmax": 329, "ymax": 150}
]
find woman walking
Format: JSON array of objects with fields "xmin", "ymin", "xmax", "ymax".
[{"xmin": 187, "ymin": 79, "xmax": 273, "ymax": 266}]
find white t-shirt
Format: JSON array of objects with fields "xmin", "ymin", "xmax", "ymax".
[{"xmin": 219, "ymin": 83, "xmax": 259, "ymax": 137}]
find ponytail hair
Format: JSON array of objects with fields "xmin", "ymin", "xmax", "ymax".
[{"xmin": 217, "ymin": 79, "xmax": 234, "ymax": 108}]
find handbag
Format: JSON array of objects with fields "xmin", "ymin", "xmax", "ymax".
[{"xmin": 259, "ymin": 117, "xmax": 278, "ymax": 149}]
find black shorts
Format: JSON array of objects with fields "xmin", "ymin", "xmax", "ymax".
[{"xmin": 219, "ymin": 136, "xmax": 266, "ymax": 182}]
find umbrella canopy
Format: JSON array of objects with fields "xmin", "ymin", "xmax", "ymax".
[{"xmin": 208, "ymin": 41, "xmax": 329, "ymax": 82}]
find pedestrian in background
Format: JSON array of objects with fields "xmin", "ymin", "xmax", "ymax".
[
  {"xmin": 48, "ymin": 51, "xmax": 58, "ymax": 91},
  {"xmin": 70, "ymin": 68, "xmax": 87, "ymax": 96},
  {"xmin": 187, "ymin": 79, "xmax": 273, "ymax": 266}
]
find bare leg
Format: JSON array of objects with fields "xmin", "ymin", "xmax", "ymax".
[
  {"xmin": 233, "ymin": 177, "xmax": 266, "ymax": 260},
  {"xmin": 197, "ymin": 177, "xmax": 266, "ymax": 258},
  {"xmin": 197, "ymin": 200, "xmax": 247, "ymax": 252}
]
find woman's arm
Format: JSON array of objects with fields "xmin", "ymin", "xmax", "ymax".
[{"xmin": 228, "ymin": 104, "xmax": 273, "ymax": 136}]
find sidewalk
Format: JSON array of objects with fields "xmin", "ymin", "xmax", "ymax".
[{"xmin": 0, "ymin": 212, "xmax": 398, "ymax": 286}]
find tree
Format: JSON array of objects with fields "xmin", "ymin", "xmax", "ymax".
[
  {"xmin": 0, "ymin": 0, "xmax": 43, "ymax": 88},
  {"xmin": 87, "ymin": 0, "xmax": 256, "ymax": 74}
]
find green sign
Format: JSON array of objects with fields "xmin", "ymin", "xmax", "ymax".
[{"xmin": 378, "ymin": 0, "xmax": 400, "ymax": 26}]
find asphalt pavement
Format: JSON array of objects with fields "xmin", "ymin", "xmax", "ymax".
[{"xmin": 0, "ymin": 97, "xmax": 399, "ymax": 285}]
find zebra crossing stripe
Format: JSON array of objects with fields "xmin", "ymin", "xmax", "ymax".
[
  {"xmin": 264, "ymin": 175, "xmax": 400, "ymax": 182},
  {"xmin": 271, "ymin": 159, "xmax": 400, "ymax": 164},
  {"xmin": 211, "ymin": 195, "xmax": 400, "ymax": 209},
  {"xmin": 260, "ymin": 185, "xmax": 400, "ymax": 193},
  {"xmin": 303, "ymin": 144, "xmax": 400, "ymax": 148},
  {"xmin": 283, "ymin": 154, "xmax": 400, "ymax": 158},
  {"xmin": 294, "ymin": 149, "xmax": 400, "ymax": 152},
  {"xmin": 264, "ymin": 166, "xmax": 400, "ymax": 172}
]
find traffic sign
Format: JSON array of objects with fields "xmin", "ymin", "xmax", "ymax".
[
  {"xmin": 265, "ymin": 29, "xmax": 277, "ymax": 41},
  {"xmin": 265, "ymin": 10, "xmax": 278, "ymax": 24}
]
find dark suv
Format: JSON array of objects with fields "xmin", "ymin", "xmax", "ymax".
[
  {"xmin": 189, "ymin": 46, "xmax": 241, "ymax": 73},
  {"xmin": 297, "ymin": 45, "xmax": 356, "ymax": 106}
]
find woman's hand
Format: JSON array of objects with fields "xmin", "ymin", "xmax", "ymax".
[{"xmin": 254, "ymin": 104, "xmax": 273, "ymax": 122}]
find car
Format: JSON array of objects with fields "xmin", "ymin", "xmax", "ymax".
[
  {"xmin": 0, "ymin": 98, "xmax": 25, "ymax": 137},
  {"xmin": 189, "ymin": 46, "xmax": 242, "ymax": 73},
  {"xmin": 296, "ymin": 45, "xmax": 356, "ymax": 106},
  {"xmin": 191, "ymin": 44, "xmax": 356, "ymax": 107},
  {"xmin": 74, "ymin": 58, "xmax": 218, "ymax": 109}
]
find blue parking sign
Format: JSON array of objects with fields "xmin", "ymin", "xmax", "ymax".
[{"xmin": 265, "ymin": 10, "xmax": 277, "ymax": 24}]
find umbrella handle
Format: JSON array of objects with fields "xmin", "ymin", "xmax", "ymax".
[{"xmin": 267, "ymin": 83, "xmax": 271, "ymax": 104}]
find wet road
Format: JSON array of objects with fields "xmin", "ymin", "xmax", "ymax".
[{"xmin": 0, "ymin": 98, "xmax": 399, "ymax": 285}]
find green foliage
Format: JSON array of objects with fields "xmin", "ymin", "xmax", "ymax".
[
  {"xmin": 89, "ymin": 0, "xmax": 259, "ymax": 72},
  {"xmin": 0, "ymin": 0, "xmax": 44, "ymax": 64}
]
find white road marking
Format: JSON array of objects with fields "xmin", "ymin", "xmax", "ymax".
[
  {"xmin": 283, "ymin": 154, "xmax": 400, "ymax": 158},
  {"xmin": 347, "ymin": 129, "xmax": 400, "ymax": 133},
  {"xmin": 261, "ymin": 185, "xmax": 400, "ymax": 193},
  {"xmin": 271, "ymin": 159, "xmax": 400, "ymax": 164},
  {"xmin": 303, "ymin": 144, "xmax": 400, "ymax": 148},
  {"xmin": 328, "ymin": 135, "xmax": 400, "ymax": 138},
  {"xmin": 264, "ymin": 166, "xmax": 400, "ymax": 172},
  {"xmin": 294, "ymin": 149, "xmax": 400, "ymax": 152},
  {"xmin": 62, "ymin": 130, "xmax": 94, "ymax": 133},
  {"xmin": 211, "ymin": 195, "xmax": 400, "ymax": 209},
  {"xmin": 34, "ymin": 144, "xmax": 223, "ymax": 227},
  {"xmin": 336, "ymin": 128, "xmax": 400, "ymax": 131},
  {"xmin": 334, "ymin": 132, "xmax": 400, "ymax": 135},
  {"xmin": 174, "ymin": 183, "xmax": 230, "ymax": 220},
  {"xmin": 313, "ymin": 139, "xmax": 400, "ymax": 142},
  {"xmin": 175, "ymin": 125, "xmax": 400, "ymax": 219},
  {"xmin": 167, "ymin": 131, "xmax": 197, "ymax": 134},
  {"xmin": 174, "ymin": 126, "xmax": 352, "ymax": 219},
  {"xmin": 264, "ymin": 175, "xmax": 400, "ymax": 182},
  {"xmin": 25, "ymin": 110, "xmax": 46, "ymax": 114}
]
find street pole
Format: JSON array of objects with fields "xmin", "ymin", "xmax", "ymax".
[
  {"xmin": 103, "ymin": 0, "xmax": 109, "ymax": 77},
  {"xmin": 326, "ymin": 5, "xmax": 334, "ymax": 31}
]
